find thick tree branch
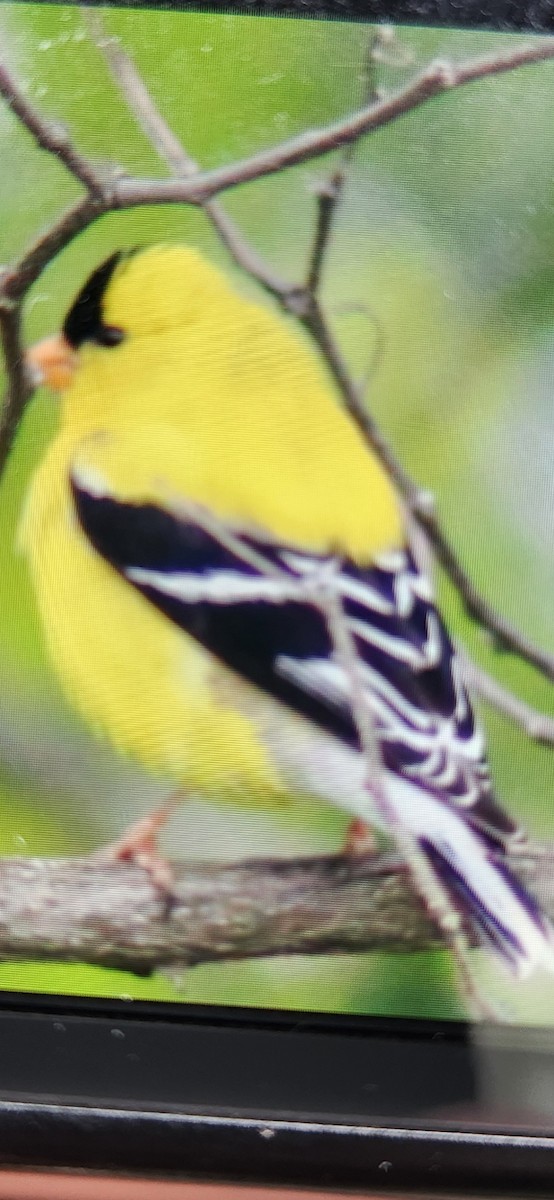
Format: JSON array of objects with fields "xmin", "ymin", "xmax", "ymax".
[{"xmin": 0, "ymin": 845, "xmax": 549, "ymax": 974}]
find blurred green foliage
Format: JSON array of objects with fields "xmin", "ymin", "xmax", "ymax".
[{"xmin": 1, "ymin": 4, "xmax": 554, "ymax": 1022}]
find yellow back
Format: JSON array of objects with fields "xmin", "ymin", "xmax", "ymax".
[{"xmin": 61, "ymin": 245, "xmax": 403, "ymax": 561}]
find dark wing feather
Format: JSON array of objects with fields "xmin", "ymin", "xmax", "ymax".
[{"xmin": 71, "ymin": 477, "xmax": 520, "ymax": 846}]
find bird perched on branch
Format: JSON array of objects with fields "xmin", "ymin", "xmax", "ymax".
[{"xmin": 23, "ymin": 243, "xmax": 554, "ymax": 977}]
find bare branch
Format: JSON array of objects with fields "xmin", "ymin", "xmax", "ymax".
[
  {"xmin": 307, "ymin": 169, "xmax": 344, "ymax": 296},
  {"xmin": 1, "ymin": 195, "xmax": 103, "ymax": 303},
  {"xmin": 0, "ymin": 34, "xmax": 552, "ymax": 264},
  {"xmin": 1, "ymin": 34, "xmax": 552, "ymax": 307},
  {"xmin": 83, "ymin": 9, "xmax": 196, "ymax": 179},
  {"xmin": 0, "ymin": 59, "xmax": 104, "ymax": 196},
  {"xmin": 84, "ymin": 10, "xmax": 291, "ymax": 300},
  {"xmin": 306, "ymin": 30, "xmax": 380, "ymax": 295},
  {"xmin": 0, "ymin": 844, "xmax": 549, "ymax": 975},
  {"xmin": 461, "ymin": 653, "xmax": 554, "ymax": 745},
  {"xmin": 0, "ymin": 33, "xmax": 536, "ymax": 241},
  {"xmin": 0, "ymin": 302, "xmax": 32, "ymax": 476},
  {"xmin": 0, "ymin": 852, "xmax": 448, "ymax": 971},
  {"xmin": 105, "ymin": 40, "xmax": 554, "ymax": 207},
  {"xmin": 0, "ymin": 195, "xmax": 102, "ymax": 472},
  {"xmin": 297, "ymin": 294, "xmax": 554, "ymax": 682},
  {"xmin": 421, "ymin": 514, "xmax": 554, "ymax": 679}
]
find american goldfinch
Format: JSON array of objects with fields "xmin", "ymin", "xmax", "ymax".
[{"xmin": 22, "ymin": 243, "xmax": 553, "ymax": 976}]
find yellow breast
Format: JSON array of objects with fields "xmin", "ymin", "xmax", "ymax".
[{"xmin": 19, "ymin": 440, "xmax": 285, "ymax": 805}]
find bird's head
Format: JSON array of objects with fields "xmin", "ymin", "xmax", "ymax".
[{"xmin": 26, "ymin": 243, "xmax": 227, "ymax": 393}]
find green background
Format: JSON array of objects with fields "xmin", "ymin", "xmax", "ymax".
[{"xmin": 1, "ymin": 3, "xmax": 554, "ymax": 1022}]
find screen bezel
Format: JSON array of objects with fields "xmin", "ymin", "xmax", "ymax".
[
  {"xmin": 58, "ymin": 0, "xmax": 554, "ymax": 33},
  {"xmin": 1, "ymin": 993, "xmax": 554, "ymax": 1192},
  {"xmin": 2, "ymin": 0, "xmax": 554, "ymax": 1190}
]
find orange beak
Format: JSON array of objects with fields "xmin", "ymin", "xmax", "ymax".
[{"xmin": 26, "ymin": 334, "xmax": 77, "ymax": 392}]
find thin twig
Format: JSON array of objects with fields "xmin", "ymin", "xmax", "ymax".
[
  {"xmin": 84, "ymin": 9, "xmax": 291, "ymax": 300},
  {"xmin": 95, "ymin": 40, "xmax": 554, "ymax": 208},
  {"xmin": 0, "ymin": 59, "xmax": 104, "ymax": 196},
  {"xmin": 83, "ymin": 9, "xmax": 196, "ymax": 178},
  {"xmin": 0, "ymin": 302, "xmax": 32, "ymax": 477},
  {"xmin": 0, "ymin": 195, "xmax": 104, "ymax": 464},
  {"xmin": 1, "ymin": 195, "xmax": 103, "ymax": 303},
  {"xmin": 306, "ymin": 30, "xmax": 380, "ymax": 295},
  {"xmin": 298, "ymin": 295, "xmax": 554, "ymax": 680},
  {"xmin": 461, "ymin": 653, "xmax": 554, "ymax": 745},
  {"xmin": 307, "ymin": 169, "xmax": 344, "ymax": 296},
  {"xmin": 421, "ymin": 518, "xmax": 554, "ymax": 680},
  {"xmin": 2, "ymin": 37, "xmax": 543, "ymax": 226}
]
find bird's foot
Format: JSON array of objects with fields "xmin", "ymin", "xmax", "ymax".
[
  {"xmin": 97, "ymin": 796, "xmax": 179, "ymax": 902},
  {"xmin": 342, "ymin": 817, "xmax": 378, "ymax": 858}
]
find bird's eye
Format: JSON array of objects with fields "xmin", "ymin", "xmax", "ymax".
[{"xmin": 98, "ymin": 325, "xmax": 125, "ymax": 348}]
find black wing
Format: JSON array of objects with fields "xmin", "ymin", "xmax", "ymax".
[{"xmin": 71, "ymin": 475, "xmax": 520, "ymax": 846}]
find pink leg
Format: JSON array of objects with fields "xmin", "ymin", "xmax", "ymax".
[
  {"xmin": 343, "ymin": 817, "xmax": 377, "ymax": 857},
  {"xmin": 98, "ymin": 794, "xmax": 181, "ymax": 893}
]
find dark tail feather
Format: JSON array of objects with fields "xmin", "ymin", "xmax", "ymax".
[{"xmin": 421, "ymin": 837, "xmax": 554, "ymax": 977}]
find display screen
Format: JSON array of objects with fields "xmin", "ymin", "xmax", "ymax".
[{"xmin": 1, "ymin": 0, "xmax": 554, "ymax": 1028}]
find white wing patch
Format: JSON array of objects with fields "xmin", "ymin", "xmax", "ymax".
[
  {"xmin": 274, "ymin": 547, "xmax": 490, "ymax": 811},
  {"xmin": 126, "ymin": 566, "xmax": 296, "ymax": 605},
  {"xmin": 347, "ymin": 610, "xmax": 443, "ymax": 670}
]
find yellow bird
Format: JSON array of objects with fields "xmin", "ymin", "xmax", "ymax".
[{"xmin": 22, "ymin": 243, "xmax": 553, "ymax": 974}]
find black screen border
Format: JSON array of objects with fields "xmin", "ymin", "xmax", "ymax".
[
  {"xmin": 0, "ymin": 996, "xmax": 554, "ymax": 1193},
  {"xmin": 21, "ymin": 0, "xmax": 554, "ymax": 35}
]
